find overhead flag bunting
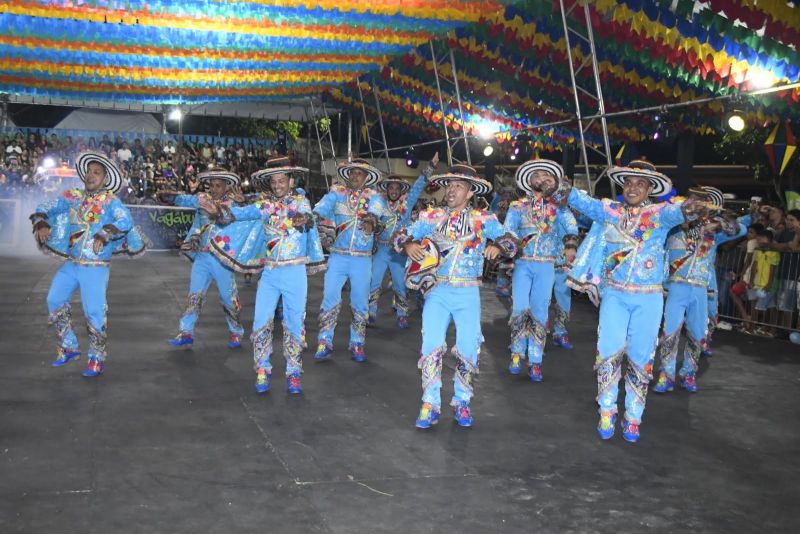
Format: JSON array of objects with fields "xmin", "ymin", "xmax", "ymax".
[{"xmin": 764, "ymin": 121, "xmax": 797, "ymax": 177}]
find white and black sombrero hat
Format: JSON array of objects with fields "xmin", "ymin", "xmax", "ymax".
[
  {"xmin": 607, "ymin": 166, "xmax": 672, "ymax": 197},
  {"xmin": 689, "ymin": 185, "xmax": 724, "ymax": 209},
  {"xmin": 76, "ymin": 151, "xmax": 124, "ymax": 194},
  {"xmin": 430, "ymin": 164, "xmax": 492, "ymax": 196},
  {"xmin": 515, "ymin": 159, "xmax": 564, "ymax": 195},
  {"xmin": 336, "ymin": 158, "xmax": 381, "ymax": 188},
  {"xmin": 198, "ymin": 168, "xmax": 240, "ymax": 187},
  {"xmin": 377, "ymin": 175, "xmax": 411, "ymax": 194}
]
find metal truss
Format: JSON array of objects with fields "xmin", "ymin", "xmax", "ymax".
[
  {"xmin": 429, "ymin": 41, "xmax": 472, "ymax": 166},
  {"xmin": 558, "ymin": 0, "xmax": 614, "ymax": 195},
  {"xmin": 355, "ymin": 77, "xmax": 392, "ymax": 174},
  {"xmin": 307, "ymin": 97, "xmax": 338, "ymax": 189}
]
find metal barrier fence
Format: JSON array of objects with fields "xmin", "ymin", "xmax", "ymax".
[{"xmin": 715, "ymin": 246, "xmax": 800, "ymax": 334}]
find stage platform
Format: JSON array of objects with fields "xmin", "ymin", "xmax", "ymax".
[{"xmin": 1, "ymin": 253, "xmax": 798, "ymax": 533}]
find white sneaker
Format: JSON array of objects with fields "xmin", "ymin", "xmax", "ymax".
[{"xmin": 716, "ymin": 321, "xmax": 733, "ymax": 331}]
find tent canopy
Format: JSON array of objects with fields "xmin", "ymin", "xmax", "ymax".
[
  {"xmin": 329, "ymin": 0, "xmax": 800, "ymax": 150},
  {"xmin": 53, "ymin": 109, "xmax": 162, "ymax": 133},
  {"xmin": 0, "ymin": 1, "xmax": 503, "ymax": 104}
]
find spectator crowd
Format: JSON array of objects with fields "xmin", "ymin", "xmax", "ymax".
[{"xmin": 0, "ymin": 129, "xmax": 286, "ymax": 202}]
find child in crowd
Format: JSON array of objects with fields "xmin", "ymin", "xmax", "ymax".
[
  {"xmin": 750, "ymin": 229, "xmax": 780, "ymax": 337},
  {"xmin": 730, "ymin": 223, "xmax": 763, "ymax": 333}
]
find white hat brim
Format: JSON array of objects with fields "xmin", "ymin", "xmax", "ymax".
[
  {"xmin": 337, "ymin": 162, "xmax": 381, "ymax": 187},
  {"xmin": 430, "ymin": 174, "xmax": 492, "ymax": 196},
  {"xmin": 607, "ymin": 167, "xmax": 672, "ymax": 198},
  {"xmin": 699, "ymin": 186, "xmax": 724, "ymax": 208},
  {"xmin": 76, "ymin": 151, "xmax": 123, "ymax": 194},
  {"xmin": 377, "ymin": 178, "xmax": 411, "ymax": 194},
  {"xmin": 515, "ymin": 159, "xmax": 564, "ymax": 195},
  {"xmin": 251, "ymin": 167, "xmax": 309, "ymax": 183},
  {"xmin": 198, "ymin": 171, "xmax": 240, "ymax": 187}
]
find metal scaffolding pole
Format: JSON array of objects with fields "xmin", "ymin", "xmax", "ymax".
[
  {"xmin": 449, "ymin": 48, "xmax": 472, "ymax": 165},
  {"xmin": 355, "ymin": 77, "xmax": 375, "ymax": 160},
  {"xmin": 430, "ymin": 41, "xmax": 453, "ymax": 165},
  {"xmin": 308, "ymin": 97, "xmax": 337, "ymax": 189},
  {"xmin": 371, "ymin": 88, "xmax": 392, "ymax": 174},
  {"xmin": 558, "ymin": 0, "xmax": 614, "ymax": 196}
]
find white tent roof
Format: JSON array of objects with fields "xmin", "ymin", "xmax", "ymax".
[
  {"xmin": 8, "ymin": 94, "xmax": 326, "ymax": 122},
  {"xmin": 54, "ymin": 108, "xmax": 162, "ymax": 133}
]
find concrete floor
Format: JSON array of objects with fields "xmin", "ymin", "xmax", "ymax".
[{"xmin": 1, "ymin": 253, "xmax": 798, "ymax": 533}]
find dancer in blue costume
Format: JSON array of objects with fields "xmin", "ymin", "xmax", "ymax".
[
  {"xmin": 31, "ymin": 151, "xmax": 145, "ymax": 377},
  {"xmin": 201, "ymin": 162, "xmax": 324, "ymax": 394},
  {"xmin": 312, "ymin": 159, "xmax": 387, "ymax": 363},
  {"xmin": 566, "ymin": 166, "xmax": 707, "ymax": 442},
  {"xmin": 503, "ymin": 160, "xmax": 578, "ymax": 381},
  {"xmin": 491, "ymin": 185, "xmax": 517, "ymax": 298},
  {"xmin": 551, "ymin": 229, "xmax": 579, "ymax": 349},
  {"xmin": 395, "ymin": 165, "xmax": 518, "ymax": 428},
  {"xmin": 368, "ymin": 153, "xmax": 438, "ymax": 328},
  {"xmin": 653, "ymin": 186, "xmax": 750, "ymax": 393},
  {"xmin": 161, "ymin": 168, "xmax": 245, "ymax": 349}
]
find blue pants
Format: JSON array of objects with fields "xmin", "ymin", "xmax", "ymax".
[
  {"xmin": 252, "ymin": 264, "xmax": 306, "ymax": 376},
  {"xmin": 552, "ymin": 270, "xmax": 571, "ymax": 337},
  {"xmin": 418, "ymin": 285, "xmax": 482, "ymax": 409},
  {"xmin": 369, "ymin": 244, "xmax": 408, "ymax": 319},
  {"xmin": 657, "ymin": 283, "xmax": 707, "ymax": 380},
  {"xmin": 178, "ymin": 252, "xmax": 244, "ymax": 337},
  {"xmin": 46, "ymin": 261, "xmax": 110, "ymax": 361},
  {"xmin": 509, "ymin": 260, "xmax": 555, "ymax": 364},
  {"xmin": 318, "ymin": 253, "xmax": 371, "ymax": 349},
  {"xmin": 595, "ymin": 288, "xmax": 663, "ymax": 424}
]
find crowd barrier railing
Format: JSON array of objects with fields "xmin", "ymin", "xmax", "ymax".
[{"xmin": 715, "ymin": 246, "xmax": 800, "ymax": 333}]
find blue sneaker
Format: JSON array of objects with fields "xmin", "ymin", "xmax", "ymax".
[
  {"xmin": 52, "ymin": 348, "xmax": 80, "ymax": 367},
  {"xmin": 597, "ymin": 412, "xmax": 616, "ymax": 440},
  {"xmin": 680, "ymin": 373, "xmax": 698, "ymax": 393},
  {"xmin": 652, "ymin": 371, "xmax": 674, "ymax": 393},
  {"xmin": 701, "ymin": 347, "xmax": 713, "ymax": 357},
  {"xmin": 528, "ymin": 363, "xmax": 543, "ymax": 382},
  {"xmin": 508, "ymin": 353, "xmax": 523, "ymax": 375},
  {"xmin": 314, "ymin": 342, "xmax": 333, "ymax": 361},
  {"xmin": 367, "ymin": 315, "xmax": 376, "ymax": 327},
  {"xmin": 350, "ymin": 343, "xmax": 366, "ymax": 362},
  {"xmin": 286, "ymin": 373, "xmax": 302, "ymax": 394},
  {"xmin": 168, "ymin": 333, "xmax": 193, "ymax": 346},
  {"xmin": 552, "ymin": 334, "xmax": 573, "ymax": 350},
  {"xmin": 622, "ymin": 419, "xmax": 640, "ymax": 443},
  {"xmin": 453, "ymin": 401, "xmax": 473, "ymax": 427},
  {"xmin": 255, "ymin": 369, "xmax": 270, "ymax": 393},
  {"xmin": 81, "ymin": 357, "xmax": 104, "ymax": 377},
  {"xmin": 415, "ymin": 402, "xmax": 440, "ymax": 429},
  {"xmin": 397, "ymin": 316, "xmax": 409, "ymax": 329},
  {"xmin": 227, "ymin": 334, "xmax": 242, "ymax": 349}
]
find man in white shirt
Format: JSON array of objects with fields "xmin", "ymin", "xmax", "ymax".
[{"xmin": 117, "ymin": 143, "xmax": 132, "ymax": 163}]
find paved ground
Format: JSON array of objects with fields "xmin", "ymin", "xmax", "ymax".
[{"xmin": 1, "ymin": 253, "xmax": 798, "ymax": 533}]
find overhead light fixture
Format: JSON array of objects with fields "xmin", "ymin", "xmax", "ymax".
[
  {"xmin": 748, "ymin": 68, "xmax": 775, "ymax": 90},
  {"xmin": 42, "ymin": 156, "xmax": 56, "ymax": 168},
  {"xmin": 726, "ymin": 110, "xmax": 746, "ymax": 132},
  {"xmin": 483, "ymin": 143, "xmax": 494, "ymax": 157},
  {"xmin": 404, "ymin": 147, "xmax": 419, "ymax": 168},
  {"xmin": 509, "ymin": 153, "xmax": 517, "ymax": 161},
  {"xmin": 168, "ymin": 108, "xmax": 183, "ymax": 121}
]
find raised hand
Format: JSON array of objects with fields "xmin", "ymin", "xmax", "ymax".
[
  {"xmin": 404, "ymin": 242, "xmax": 426, "ymax": 262},
  {"xmin": 483, "ymin": 244, "xmax": 501, "ymax": 261},
  {"xmin": 34, "ymin": 226, "xmax": 51, "ymax": 245}
]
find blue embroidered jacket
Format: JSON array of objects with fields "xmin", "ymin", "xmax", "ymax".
[
  {"xmin": 397, "ymin": 207, "xmax": 516, "ymax": 287},
  {"xmin": 31, "ymin": 188, "xmax": 143, "ymax": 265},
  {"xmin": 667, "ymin": 214, "xmax": 751, "ymax": 288},
  {"xmin": 503, "ymin": 196, "xmax": 578, "ymax": 262},
  {"xmin": 209, "ymin": 192, "xmax": 325, "ymax": 273},
  {"xmin": 378, "ymin": 175, "xmax": 427, "ymax": 245},
  {"xmin": 313, "ymin": 185, "xmax": 388, "ymax": 256},
  {"xmin": 567, "ymin": 188, "xmax": 685, "ymax": 293}
]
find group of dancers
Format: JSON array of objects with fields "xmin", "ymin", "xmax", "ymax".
[{"xmin": 31, "ymin": 149, "xmax": 749, "ymax": 442}]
